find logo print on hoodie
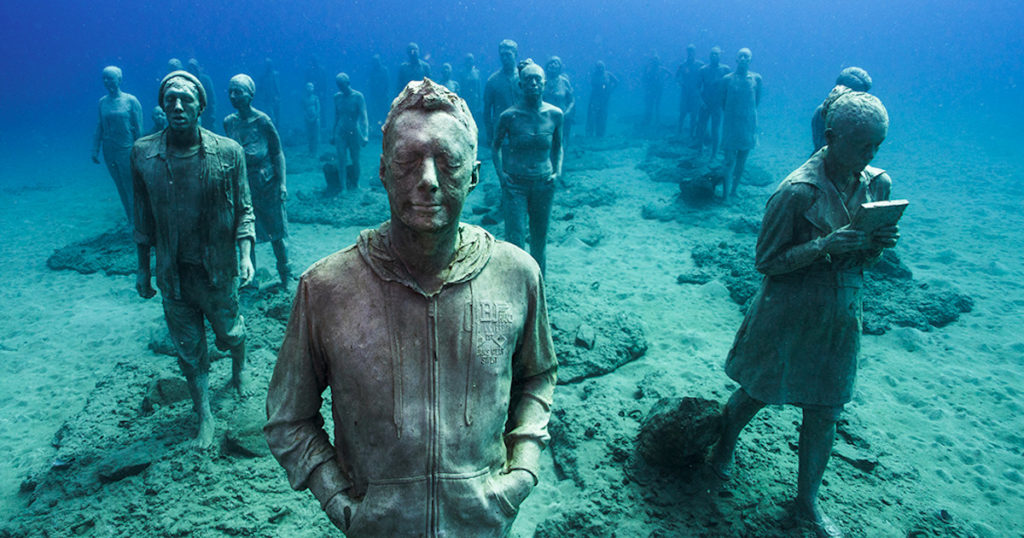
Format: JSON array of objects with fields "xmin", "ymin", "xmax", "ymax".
[{"xmin": 476, "ymin": 301, "xmax": 512, "ymax": 365}]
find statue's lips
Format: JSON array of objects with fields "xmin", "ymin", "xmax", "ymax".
[{"xmin": 410, "ymin": 203, "xmax": 442, "ymax": 213}]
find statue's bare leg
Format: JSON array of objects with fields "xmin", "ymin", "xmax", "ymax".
[
  {"xmin": 710, "ymin": 388, "xmax": 764, "ymax": 479},
  {"xmin": 795, "ymin": 405, "xmax": 844, "ymax": 538},
  {"xmin": 186, "ymin": 372, "xmax": 215, "ymax": 449}
]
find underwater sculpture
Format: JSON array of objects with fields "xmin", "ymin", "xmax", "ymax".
[
  {"xmin": 331, "ymin": 72, "xmax": 369, "ymax": 192},
  {"xmin": 484, "ymin": 39, "xmax": 522, "ymax": 144},
  {"xmin": 692, "ymin": 46, "xmax": 731, "ymax": 159},
  {"xmin": 676, "ymin": 44, "xmax": 703, "ymax": 138},
  {"xmin": 224, "ymin": 73, "xmax": 291, "ymax": 287},
  {"xmin": 719, "ymin": 48, "xmax": 762, "ymax": 202},
  {"xmin": 92, "ymin": 65, "xmax": 143, "ymax": 225},
  {"xmin": 543, "ymin": 56, "xmax": 575, "ymax": 150},
  {"xmin": 812, "ymin": 67, "xmax": 872, "ymax": 153},
  {"xmin": 438, "ymin": 62, "xmax": 461, "ymax": 94},
  {"xmin": 302, "ymin": 82, "xmax": 321, "ymax": 155},
  {"xmin": 586, "ymin": 60, "xmax": 618, "ymax": 137},
  {"xmin": 367, "ymin": 54, "xmax": 390, "ymax": 132},
  {"xmin": 256, "ymin": 58, "xmax": 281, "ymax": 123},
  {"xmin": 148, "ymin": 106, "xmax": 167, "ymax": 135},
  {"xmin": 265, "ymin": 79, "xmax": 557, "ymax": 536},
  {"xmin": 493, "ymin": 59, "xmax": 564, "ymax": 275},
  {"xmin": 640, "ymin": 53, "xmax": 672, "ymax": 128},
  {"xmin": 132, "ymin": 70, "xmax": 256, "ymax": 449},
  {"xmin": 460, "ymin": 52, "xmax": 484, "ymax": 121},
  {"xmin": 186, "ymin": 58, "xmax": 217, "ymax": 132},
  {"xmin": 397, "ymin": 42, "xmax": 432, "ymax": 90},
  {"xmin": 710, "ymin": 91, "xmax": 898, "ymax": 538}
]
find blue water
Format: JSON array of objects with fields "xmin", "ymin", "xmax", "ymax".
[
  {"xmin": 1, "ymin": 0, "xmax": 1022, "ymax": 176},
  {"xmin": 1, "ymin": 1, "xmax": 1023, "ymax": 535}
]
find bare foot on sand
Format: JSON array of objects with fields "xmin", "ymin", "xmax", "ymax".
[
  {"xmin": 228, "ymin": 371, "xmax": 254, "ymax": 399},
  {"xmin": 191, "ymin": 414, "xmax": 215, "ymax": 450},
  {"xmin": 795, "ymin": 504, "xmax": 843, "ymax": 538}
]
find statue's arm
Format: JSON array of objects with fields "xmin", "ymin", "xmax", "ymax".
[
  {"xmin": 265, "ymin": 278, "xmax": 350, "ymax": 505},
  {"xmin": 550, "ymin": 111, "xmax": 563, "ymax": 179},
  {"xmin": 130, "ymin": 97, "xmax": 143, "ymax": 141},
  {"xmin": 357, "ymin": 93, "xmax": 369, "ymax": 142},
  {"xmin": 754, "ymin": 185, "xmax": 828, "ymax": 276},
  {"xmin": 92, "ymin": 101, "xmax": 103, "ymax": 160},
  {"xmin": 505, "ymin": 269, "xmax": 558, "ymax": 482}
]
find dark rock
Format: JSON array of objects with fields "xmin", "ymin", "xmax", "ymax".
[
  {"xmin": 222, "ymin": 404, "xmax": 272, "ymax": 458},
  {"xmin": 574, "ymin": 324, "xmax": 596, "ymax": 350},
  {"xmin": 47, "ymin": 229, "xmax": 136, "ymax": 276},
  {"xmin": 534, "ymin": 508, "xmax": 609, "ymax": 538},
  {"xmin": 554, "ymin": 311, "xmax": 648, "ymax": 384},
  {"xmin": 832, "ymin": 443, "xmax": 879, "ymax": 473},
  {"xmin": 636, "ymin": 397, "xmax": 722, "ymax": 468},
  {"xmin": 676, "ymin": 271, "xmax": 713, "ymax": 285},
  {"xmin": 141, "ymin": 377, "xmax": 190, "ymax": 413},
  {"xmin": 97, "ymin": 443, "xmax": 156, "ymax": 483}
]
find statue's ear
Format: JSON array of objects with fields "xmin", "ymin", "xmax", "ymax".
[
  {"xmin": 468, "ymin": 161, "xmax": 480, "ymax": 193},
  {"xmin": 824, "ymin": 128, "xmax": 835, "ymax": 146}
]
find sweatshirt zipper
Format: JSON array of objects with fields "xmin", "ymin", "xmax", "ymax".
[{"xmin": 427, "ymin": 296, "xmax": 440, "ymax": 536}]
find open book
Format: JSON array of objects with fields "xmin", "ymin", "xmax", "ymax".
[{"xmin": 850, "ymin": 199, "xmax": 909, "ymax": 234}]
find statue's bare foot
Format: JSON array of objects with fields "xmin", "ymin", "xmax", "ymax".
[
  {"xmin": 709, "ymin": 442, "xmax": 733, "ymax": 481},
  {"xmin": 795, "ymin": 504, "xmax": 843, "ymax": 538},
  {"xmin": 190, "ymin": 415, "xmax": 215, "ymax": 450},
  {"xmin": 228, "ymin": 371, "xmax": 254, "ymax": 399}
]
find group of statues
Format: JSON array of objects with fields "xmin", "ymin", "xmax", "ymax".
[{"xmin": 92, "ymin": 37, "xmax": 892, "ymax": 536}]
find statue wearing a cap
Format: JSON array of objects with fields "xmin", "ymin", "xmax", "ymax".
[{"xmin": 131, "ymin": 70, "xmax": 256, "ymax": 449}]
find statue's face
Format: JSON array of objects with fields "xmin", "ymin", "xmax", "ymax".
[
  {"xmin": 686, "ymin": 47, "xmax": 696, "ymax": 61},
  {"xmin": 499, "ymin": 47, "xmax": 517, "ymax": 69},
  {"xmin": 305, "ymin": 82, "xmax": 315, "ymax": 93},
  {"xmin": 709, "ymin": 50, "xmax": 720, "ymax": 63},
  {"xmin": 102, "ymin": 71, "xmax": 121, "ymax": 93},
  {"xmin": 442, "ymin": 64, "xmax": 452, "ymax": 78},
  {"xmin": 336, "ymin": 76, "xmax": 350, "ymax": 92},
  {"xmin": 382, "ymin": 109, "xmax": 478, "ymax": 234},
  {"xmin": 736, "ymin": 50, "xmax": 752, "ymax": 69},
  {"xmin": 408, "ymin": 45, "xmax": 420, "ymax": 60},
  {"xmin": 228, "ymin": 82, "xmax": 253, "ymax": 110},
  {"xmin": 162, "ymin": 80, "xmax": 202, "ymax": 133},
  {"xmin": 546, "ymin": 58, "xmax": 562, "ymax": 75},
  {"xmin": 152, "ymin": 107, "xmax": 167, "ymax": 124},
  {"xmin": 519, "ymin": 64, "xmax": 546, "ymax": 97},
  {"xmin": 828, "ymin": 120, "xmax": 887, "ymax": 173}
]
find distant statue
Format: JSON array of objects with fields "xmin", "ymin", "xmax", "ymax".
[
  {"xmin": 132, "ymin": 71, "xmax": 255, "ymax": 449},
  {"xmin": 438, "ymin": 62, "xmax": 461, "ymax": 94},
  {"xmin": 224, "ymin": 74, "xmax": 291, "ymax": 287},
  {"xmin": 332, "ymin": 73, "xmax": 369, "ymax": 193},
  {"xmin": 265, "ymin": 79, "xmax": 557, "ymax": 536},
  {"xmin": 710, "ymin": 91, "xmax": 898, "ymax": 538},
  {"xmin": 167, "ymin": 58, "xmax": 184, "ymax": 73},
  {"xmin": 493, "ymin": 60, "xmax": 564, "ymax": 275},
  {"xmin": 641, "ymin": 54, "xmax": 672, "ymax": 128},
  {"xmin": 675, "ymin": 44, "xmax": 703, "ymax": 138},
  {"xmin": 718, "ymin": 48, "xmax": 763, "ymax": 202},
  {"xmin": 367, "ymin": 54, "xmax": 390, "ymax": 133},
  {"xmin": 149, "ymin": 106, "xmax": 167, "ymax": 135},
  {"xmin": 397, "ymin": 42, "xmax": 431, "ymax": 90},
  {"xmin": 304, "ymin": 55, "xmax": 329, "ymax": 125},
  {"xmin": 811, "ymin": 67, "xmax": 872, "ymax": 153},
  {"xmin": 186, "ymin": 58, "xmax": 217, "ymax": 132},
  {"xmin": 483, "ymin": 39, "xmax": 521, "ymax": 144},
  {"xmin": 256, "ymin": 58, "xmax": 281, "ymax": 123},
  {"xmin": 92, "ymin": 65, "xmax": 143, "ymax": 225},
  {"xmin": 459, "ymin": 53, "xmax": 484, "ymax": 120},
  {"xmin": 586, "ymin": 61, "xmax": 618, "ymax": 137},
  {"xmin": 693, "ymin": 47, "xmax": 731, "ymax": 158},
  {"xmin": 543, "ymin": 56, "xmax": 575, "ymax": 149},
  {"xmin": 303, "ymin": 82, "xmax": 321, "ymax": 155}
]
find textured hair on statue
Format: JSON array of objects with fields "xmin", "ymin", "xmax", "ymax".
[
  {"xmin": 835, "ymin": 67, "xmax": 872, "ymax": 92},
  {"xmin": 825, "ymin": 90, "xmax": 888, "ymax": 133},
  {"xmin": 382, "ymin": 78, "xmax": 477, "ymax": 150},
  {"xmin": 517, "ymin": 58, "xmax": 539, "ymax": 77}
]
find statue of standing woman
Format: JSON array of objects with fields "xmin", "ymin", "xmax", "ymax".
[
  {"xmin": 224, "ymin": 74, "xmax": 291, "ymax": 286},
  {"xmin": 719, "ymin": 48, "xmax": 762, "ymax": 202},
  {"xmin": 92, "ymin": 66, "xmax": 143, "ymax": 225}
]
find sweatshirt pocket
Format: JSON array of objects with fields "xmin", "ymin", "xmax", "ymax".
[
  {"xmin": 438, "ymin": 468, "xmax": 517, "ymax": 536},
  {"xmin": 346, "ymin": 476, "xmax": 428, "ymax": 536}
]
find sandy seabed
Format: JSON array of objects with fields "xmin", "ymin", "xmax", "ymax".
[{"xmin": 1, "ymin": 107, "xmax": 1022, "ymax": 537}]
